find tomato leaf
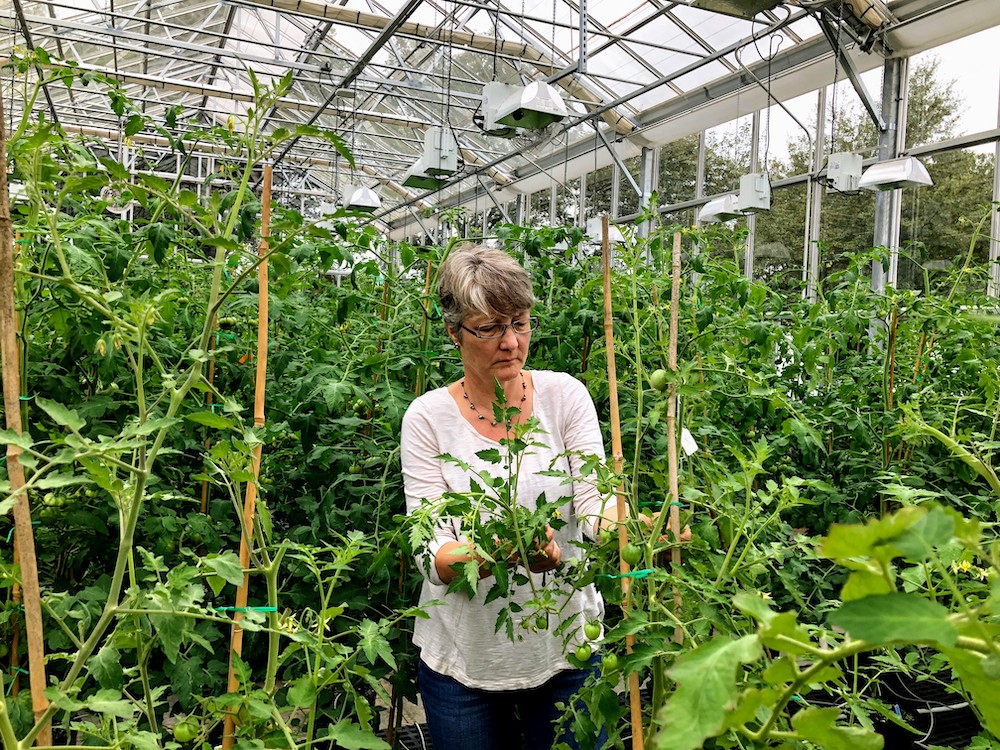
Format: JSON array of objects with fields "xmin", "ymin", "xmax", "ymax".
[{"xmin": 828, "ymin": 592, "xmax": 958, "ymax": 646}]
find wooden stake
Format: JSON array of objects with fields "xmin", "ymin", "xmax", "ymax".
[
  {"xmin": 601, "ymin": 216, "xmax": 645, "ymax": 750},
  {"xmin": 666, "ymin": 232, "xmax": 683, "ymax": 644},
  {"xmin": 200, "ymin": 324, "xmax": 216, "ymax": 514},
  {"xmin": 222, "ymin": 164, "xmax": 272, "ymax": 750},
  {"xmin": 414, "ymin": 260, "xmax": 434, "ymax": 397},
  {"xmin": 0, "ymin": 91, "xmax": 53, "ymax": 746}
]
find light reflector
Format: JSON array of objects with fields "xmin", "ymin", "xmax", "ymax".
[
  {"xmin": 859, "ymin": 156, "xmax": 933, "ymax": 191},
  {"xmin": 495, "ymin": 82, "xmax": 568, "ymax": 130},
  {"xmin": 346, "ymin": 186, "xmax": 381, "ymax": 212},
  {"xmin": 698, "ymin": 194, "xmax": 741, "ymax": 223}
]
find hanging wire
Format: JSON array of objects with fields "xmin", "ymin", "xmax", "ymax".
[
  {"xmin": 829, "ymin": 0, "xmax": 846, "ymax": 155},
  {"xmin": 491, "ymin": 5, "xmax": 499, "ymax": 81}
]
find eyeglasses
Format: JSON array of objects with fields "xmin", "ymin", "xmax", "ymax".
[{"xmin": 459, "ymin": 317, "xmax": 538, "ymax": 340}]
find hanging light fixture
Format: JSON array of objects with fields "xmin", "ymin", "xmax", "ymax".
[
  {"xmin": 736, "ymin": 172, "xmax": 771, "ymax": 213},
  {"xmin": 698, "ymin": 194, "xmax": 741, "ymax": 223},
  {"xmin": 403, "ymin": 127, "xmax": 459, "ymax": 190},
  {"xmin": 346, "ymin": 185, "xmax": 381, "ymax": 212},
  {"xmin": 691, "ymin": 0, "xmax": 782, "ymax": 20},
  {"xmin": 858, "ymin": 155, "xmax": 933, "ymax": 191},
  {"xmin": 494, "ymin": 81, "xmax": 568, "ymax": 131},
  {"xmin": 585, "ymin": 217, "xmax": 625, "ymax": 243}
]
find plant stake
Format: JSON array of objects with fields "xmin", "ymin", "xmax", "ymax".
[
  {"xmin": 666, "ymin": 231, "xmax": 683, "ymax": 643},
  {"xmin": 0, "ymin": 89, "xmax": 52, "ymax": 746},
  {"xmin": 601, "ymin": 215, "xmax": 645, "ymax": 750},
  {"xmin": 222, "ymin": 163, "xmax": 272, "ymax": 750}
]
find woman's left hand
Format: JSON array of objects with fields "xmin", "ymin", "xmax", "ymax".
[{"xmin": 526, "ymin": 525, "xmax": 562, "ymax": 573}]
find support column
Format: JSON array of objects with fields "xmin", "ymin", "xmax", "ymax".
[
  {"xmin": 804, "ymin": 88, "xmax": 827, "ymax": 301},
  {"xmin": 872, "ymin": 56, "xmax": 906, "ymax": 293},
  {"xmin": 515, "ymin": 193, "xmax": 527, "ymax": 226},
  {"xmin": 694, "ymin": 132, "xmax": 707, "ymax": 227},
  {"xmin": 638, "ymin": 146, "xmax": 658, "ymax": 239},
  {"xmin": 745, "ymin": 112, "xmax": 761, "ymax": 279},
  {"xmin": 989, "ymin": 80, "xmax": 1000, "ymax": 298},
  {"xmin": 610, "ymin": 164, "xmax": 621, "ymax": 221}
]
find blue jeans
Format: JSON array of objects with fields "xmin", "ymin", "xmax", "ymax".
[{"xmin": 418, "ymin": 658, "xmax": 606, "ymax": 750}]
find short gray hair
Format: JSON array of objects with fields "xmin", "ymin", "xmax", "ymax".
[{"xmin": 437, "ymin": 245, "xmax": 535, "ymax": 334}]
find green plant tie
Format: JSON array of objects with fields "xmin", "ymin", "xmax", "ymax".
[
  {"xmin": 6, "ymin": 667, "xmax": 30, "ymax": 695},
  {"xmin": 6, "ymin": 523, "xmax": 40, "ymax": 543},
  {"xmin": 669, "ymin": 501, "xmax": 684, "ymax": 507},
  {"xmin": 603, "ymin": 569, "xmax": 654, "ymax": 580},
  {"xmin": 19, "ymin": 395, "xmax": 33, "ymax": 401},
  {"xmin": 212, "ymin": 606, "xmax": 278, "ymax": 613}
]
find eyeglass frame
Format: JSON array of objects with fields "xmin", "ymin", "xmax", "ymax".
[{"xmin": 457, "ymin": 316, "xmax": 539, "ymax": 340}]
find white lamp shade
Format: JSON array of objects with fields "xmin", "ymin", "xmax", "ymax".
[
  {"xmin": 346, "ymin": 186, "xmax": 381, "ymax": 212},
  {"xmin": 495, "ymin": 82, "xmax": 568, "ymax": 130},
  {"xmin": 585, "ymin": 217, "xmax": 625, "ymax": 244},
  {"xmin": 698, "ymin": 194, "xmax": 741, "ymax": 223},
  {"xmin": 859, "ymin": 156, "xmax": 933, "ymax": 191}
]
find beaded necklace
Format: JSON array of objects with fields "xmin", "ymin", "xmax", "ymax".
[{"xmin": 460, "ymin": 373, "xmax": 527, "ymax": 426}]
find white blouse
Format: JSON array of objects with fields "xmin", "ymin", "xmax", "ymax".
[{"xmin": 401, "ymin": 370, "xmax": 607, "ymax": 690}]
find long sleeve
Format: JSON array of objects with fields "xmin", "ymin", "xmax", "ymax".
[{"xmin": 400, "ymin": 395, "xmax": 459, "ymax": 587}]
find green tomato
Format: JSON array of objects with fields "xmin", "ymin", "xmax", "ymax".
[
  {"xmin": 534, "ymin": 614, "xmax": 548, "ymax": 631},
  {"xmin": 649, "ymin": 368, "xmax": 669, "ymax": 392},
  {"xmin": 172, "ymin": 719, "xmax": 200, "ymax": 743},
  {"xmin": 621, "ymin": 543, "xmax": 642, "ymax": 567},
  {"xmin": 601, "ymin": 652, "xmax": 619, "ymax": 672},
  {"xmin": 583, "ymin": 620, "xmax": 602, "ymax": 641},
  {"xmin": 348, "ymin": 463, "xmax": 363, "ymax": 475},
  {"xmin": 574, "ymin": 644, "xmax": 593, "ymax": 662}
]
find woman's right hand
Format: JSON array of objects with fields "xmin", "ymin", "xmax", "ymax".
[{"xmin": 434, "ymin": 541, "xmax": 493, "ymax": 583}]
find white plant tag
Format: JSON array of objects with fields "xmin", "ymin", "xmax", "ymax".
[{"xmin": 681, "ymin": 428, "xmax": 699, "ymax": 456}]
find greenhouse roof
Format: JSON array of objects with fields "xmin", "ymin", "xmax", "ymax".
[{"xmin": 3, "ymin": 0, "xmax": 996, "ymax": 231}]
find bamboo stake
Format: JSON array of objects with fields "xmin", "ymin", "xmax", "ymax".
[
  {"xmin": 414, "ymin": 260, "xmax": 434, "ymax": 397},
  {"xmin": 666, "ymin": 232, "xmax": 683, "ymax": 644},
  {"xmin": 601, "ymin": 216, "xmax": 644, "ymax": 750},
  {"xmin": 0, "ymin": 93, "xmax": 53, "ymax": 746},
  {"xmin": 10, "ymin": 232, "xmax": 22, "ymax": 698},
  {"xmin": 222, "ymin": 164, "xmax": 272, "ymax": 750},
  {"xmin": 200, "ymin": 324, "xmax": 216, "ymax": 514}
]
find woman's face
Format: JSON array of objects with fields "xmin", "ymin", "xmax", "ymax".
[{"xmin": 454, "ymin": 309, "xmax": 532, "ymax": 386}]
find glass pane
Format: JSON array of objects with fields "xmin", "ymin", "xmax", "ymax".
[
  {"xmin": 705, "ymin": 117, "xmax": 752, "ymax": 195},
  {"xmin": 617, "ymin": 156, "xmax": 642, "ymax": 217},
  {"xmin": 906, "ymin": 27, "xmax": 1000, "ymax": 150},
  {"xmin": 899, "ymin": 147, "xmax": 996, "ymax": 293},
  {"xmin": 658, "ymin": 134, "xmax": 700, "ymax": 205},
  {"xmin": 819, "ymin": 187, "xmax": 877, "ymax": 278},
  {"xmin": 585, "ymin": 165, "xmax": 613, "ymax": 218},
  {"xmin": 557, "ymin": 178, "xmax": 582, "ymax": 226},
  {"xmin": 754, "ymin": 183, "xmax": 806, "ymax": 296},
  {"xmin": 529, "ymin": 189, "xmax": 552, "ymax": 226}
]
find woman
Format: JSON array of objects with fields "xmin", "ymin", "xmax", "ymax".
[{"xmin": 401, "ymin": 244, "xmax": 610, "ymax": 750}]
